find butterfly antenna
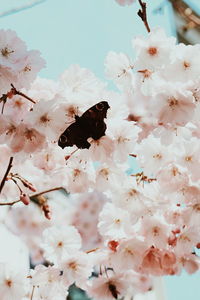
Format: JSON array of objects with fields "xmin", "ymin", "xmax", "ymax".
[{"xmin": 65, "ymin": 148, "xmax": 79, "ymax": 161}]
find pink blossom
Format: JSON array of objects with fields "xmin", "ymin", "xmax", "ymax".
[
  {"xmin": 153, "ymin": 89, "xmax": 196, "ymax": 126},
  {"xmin": 60, "ymin": 252, "xmax": 93, "ymax": 288},
  {"xmin": 0, "ymin": 263, "xmax": 28, "ymax": 300},
  {"xmin": 98, "ymin": 202, "xmax": 132, "ymax": 239},
  {"xmin": 105, "ymin": 51, "xmax": 134, "ymax": 89},
  {"xmin": 140, "ymin": 216, "xmax": 172, "ymax": 249},
  {"xmin": 141, "ymin": 247, "xmax": 177, "ymax": 275},
  {"xmin": 132, "ymin": 28, "xmax": 176, "ymax": 70},
  {"xmin": 86, "ymin": 273, "xmax": 130, "ymax": 300},
  {"xmin": 10, "ymin": 124, "xmax": 46, "ymax": 153},
  {"xmin": 42, "ymin": 225, "xmax": 82, "ymax": 264}
]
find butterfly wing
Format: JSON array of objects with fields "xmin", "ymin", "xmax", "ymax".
[
  {"xmin": 58, "ymin": 123, "xmax": 76, "ymax": 149},
  {"xmin": 58, "ymin": 119, "xmax": 92, "ymax": 149},
  {"xmin": 79, "ymin": 101, "xmax": 109, "ymax": 140},
  {"xmin": 58, "ymin": 101, "xmax": 110, "ymax": 149},
  {"xmin": 81, "ymin": 101, "xmax": 110, "ymax": 122}
]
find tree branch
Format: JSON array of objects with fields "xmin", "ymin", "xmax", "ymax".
[
  {"xmin": 0, "ymin": 199, "xmax": 21, "ymax": 206},
  {"xmin": 137, "ymin": 0, "xmax": 151, "ymax": 33},
  {"xmin": 0, "ymin": 186, "xmax": 64, "ymax": 206},
  {"xmin": 0, "ymin": 0, "xmax": 47, "ymax": 18},
  {"xmin": 11, "ymin": 84, "xmax": 36, "ymax": 104},
  {"xmin": 0, "ymin": 157, "xmax": 13, "ymax": 194},
  {"xmin": 30, "ymin": 186, "xmax": 64, "ymax": 198}
]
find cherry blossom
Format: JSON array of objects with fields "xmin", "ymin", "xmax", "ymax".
[
  {"xmin": 42, "ymin": 226, "xmax": 82, "ymax": 264},
  {"xmin": 0, "ymin": 12, "xmax": 200, "ymax": 300},
  {"xmin": 0, "ymin": 263, "xmax": 28, "ymax": 300}
]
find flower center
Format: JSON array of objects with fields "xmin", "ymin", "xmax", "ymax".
[
  {"xmin": 99, "ymin": 168, "xmax": 109, "ymax": 179},
  {"xmin": 153, "ymin": 153, "xmax": 162, "ymax": 159},
  {"xmin": 40, "ymin": 114, "xmax": 50, "ymax": 123},
  {"xmin": 183, "ymin": 61, "xmax": 190, "ymax": 69},
  {"xmin": 1, "ymin": 47, "xmax": 14, "ymax": 57},
  {"xmin": 57, "ymin": 241, "xmax": 63, "ymax": 248},
  {"xmin": 185, "ymin": 156, "xmax": 192, "ymax": 162},
  {"xmin": 147, "ymin": 47, "xmax": 158, "ymax": 56},
  {"xmin": 128, "ymin": 188, "xmax": 137, "ymax": 197},
  {"xmin": 23, "ymin": 65, "xmax": 31, "ymax": 72},
  {"xmin": 152, "ymin": 226, "xmax": 160, "ymax": 236},
  {"xmin": 69, "ymin": 261, "xmax": 78, "ymax": 270},
  {"xmin": 114, "ymin": 218, "xmax": 121, "ymax": 224},
  {"xmin": 25, "ymin": 129, "xmax": 35, "ymax": 141},
  {"xmin": 5, "ymin": 279, "xmax": 12, "ymax": 287},
  {"xmin": 168, "ymin": 97, "xmax": 178, "ymax": 108}
]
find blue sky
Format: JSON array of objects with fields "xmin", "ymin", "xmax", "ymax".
[
  {"xmin": 0, "ymin": 0, "xmax": 199, "ymax": 299},
  {"xmin": 0, "ymin": 0, "xmax": 175, "ymax": 80}
]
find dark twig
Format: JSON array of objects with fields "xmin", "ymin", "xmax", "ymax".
[
  {"xmin": 0, "ymin": 157, "xmax": 13, "ymax": 194},
  {"xmin": 11, "ymin": 84, "xmax": 36, "ymax": 104},
  {"xmin": 0, "ymin": 94, "xmax": 7, "ymax": 114},
  {"xmin": 137, "ymin": 0, "xmax": 151, "ymax": 33}
]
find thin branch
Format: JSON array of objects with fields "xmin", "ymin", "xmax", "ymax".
[
  {"xmin": 30, "ymin": 285, "xmax": 35, "ymax": 300},
  {"xmin": 11, "ymin": 84, "xmax": 36, "ymax": 104},
  {"xmin": 0, "ymin": 186, "xmax": 63, "ymax": 207},
  {"xmin": 0, "ymin": 199, "xmax": 21, "ymax": 206},
  {"xmin": 30, "ymin": 186, "xmax": 64, "ymax": 198},
  {"xmin": 0, "ymin": 157, "xmax": 13, "ymax": 194},
  {"xmin": 0, "ymin": 94, "xmax": 7, "ymax": 114},
  {"xmin": 137, "ymin": 0, "xmax": 151, "ymax": 33},
  {"xmin": 0, "ymin": 0, "xmax": 47, "ymax": 18},
  {"xmin": 30, "ymin": 187, "xmax": 64, "ymax": 220}
]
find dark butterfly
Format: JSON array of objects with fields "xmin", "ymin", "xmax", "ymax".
[{"xmin": 58, "ymin": 101, "xmax": 110, "ymax": 149}]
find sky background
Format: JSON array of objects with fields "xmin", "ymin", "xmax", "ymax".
[{"xmin": 0, "ymin": 0, "xmax": 199, "ymax": 299}]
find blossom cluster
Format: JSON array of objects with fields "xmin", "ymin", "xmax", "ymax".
[{"xmin": 0, "ymin": 25, "xmax": 199, "ymax": 300}]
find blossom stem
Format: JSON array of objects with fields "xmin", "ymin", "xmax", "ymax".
[
  {"xmin": 30, "ymin": 186, "xmax": 64, "ymax": 198},
  {"xmin": 0, "ymin": 156, "xmax": 13, "ymax": 194},
  {"xmin": 11, "ymin": 84, "xmax": 36, "ymax": 104},
  {"xmin": 0, "ymin": 199, "xmax": 21, "ymax": 206},
  {"xmin": 0, "ymin": 186, "xmax": 64, "ymax": 206},
  {"xmin": 137, "ymin": 0, "xmax": 151, "ymax": 33},
  {"xmin": 30, "ymin": 285, "xmax": 35, "ymax": 300}
]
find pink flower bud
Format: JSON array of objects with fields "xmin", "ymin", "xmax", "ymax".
[
  {"xmin": 28, "ymin": 184, "xmax": 37, "ymax": 192},
  {"xmin": 42, "ymin": 204, "xmax": 51, "ymax": 220},
  {"xmin": 20, "ymin": 193, "xmax": 30, "ymax": 205}
]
